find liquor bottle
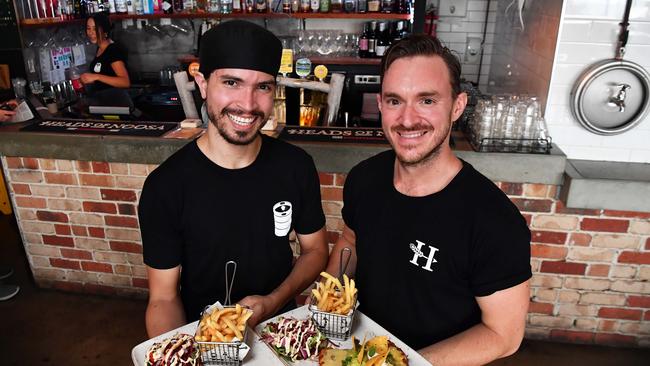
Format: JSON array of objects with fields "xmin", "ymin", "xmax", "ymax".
[
  {"xmin": 245, "ymin": 0, "xmax": 253, "ymax": 12},
  {"xmin": 375, "ymin": 22, "xmax": 389, "ymax": 57},
  {"xmin": 366, "ymin": 0, "xmax": 378, "ymax": 12},
  {"xmin": 395, "ymin": 0, "xmax": 402, "ymax": 14},
  {"xmin": 282, "ymin": 0, "xmax": 290, "ymax": 12},
  {"xmin": 358, "ymin": 22, "xmax": 369, "ymax": 58},
  {"xmin": 126, "ymin": 0, "xmax": 135, "ymax": 13},
  {"xmin": 393, "ymin": 20, "xmax": 408, "ymax": 42},
  {"xmin": 135, "ymin": 0, "xmax": 144, "ymax": 13},
  {"xmin": 255, "ymin": 0, "xmax": 266, "ymax": 12},
  {"xmin": 220, "ymin": 0, "xmax": 232, "ymax": 13},
  {"xmin": 139, "ymin": 0, "xmax": 147, "ymax": 12},
  {"xmin": 232, "ymin": 0, "xmax": 241, "ymax": 11},
  {"xmin": 208, "ymin": 0, "xmax": 219, "ymax": 12},
  {"xmin": 310, "ymin": 0, "xmax": 318, "ymax": 12},
  {"xmin": 319, "ymin": 0, "xmax": 329, "ymax": 12},
  {"xmin": 58, "ymin": 0, "xmax": 66, "ymax": 19},
  {"xmin": 330, "ymin": 0, "xmax": 341, "ymax": 12},
  {"xmin": 300, "ymin": 0, "xmax": 309, "ymax": 12},
  {"xmin": 69, "ymin": 64, "xmax": 85, "ymax": 97},
  {"xmin": 380, "ymin": 0, "xmax": 392, "ymax": 13},
  {"xmin": 115, "ymin": 0, "xmax": 128, "ymax": 12},
  {"xmin": 172, "ymin": 0, "xmax": 182, "ymax": 12},
  {"xmin": 291, "ymin": 0, "xmax": 298, "ymax": 12},
  {"xmin": 356, "ymin": 0, "xmax": 365, "ymax": 13},
  {"xmin": 70, "ymin": 0, "xmax": 76, "ymax": 17},
  {"xmin": 367, "ymin": 21, "xmax": 377, "ymax": 58},
  {"xmin": 57, "ymin": 0, "xmax": 66, "ymax": 19},
  {"xmin": 343, "ymin": 0, "xmax": 354, "ymax": 12},
  {"xmin": 79, "ymin": 0, "xmax": 88, "ymax": 17},
  {"xmin": 391, "ymin": 20, "xmax": 400, "ymax": 43}
]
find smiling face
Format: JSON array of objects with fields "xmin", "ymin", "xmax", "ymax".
[
  {"xmin": 378, "ymin": 55, "xmax": 467, "ymax": 166},
  {"xmin": 196, "ymin": 68, "xmax": 276, "ymax": 146}
]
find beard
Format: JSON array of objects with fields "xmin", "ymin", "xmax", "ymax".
[
  {"xmin": 389, "ymin": 119, "xmax": 452, "ymax": 167},
  {"xmin": 207, "ymin": 101, "xmax": 266, "ymax": 146}
]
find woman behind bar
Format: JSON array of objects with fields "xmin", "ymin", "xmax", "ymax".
[{"xmin": 80, "ymin": 12, "xmax": 132, "ymax": 108}]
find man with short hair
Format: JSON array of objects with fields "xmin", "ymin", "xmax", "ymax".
[
  {"xmin": 139, "ymin": 20, "xmax": 328, "ymax": 337},
  {"xmin": 325, "ymin": 34, "xmax": 531, "ymax": 365}
]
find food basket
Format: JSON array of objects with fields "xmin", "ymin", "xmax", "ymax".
[
  {"xmin": 308, "ymin": 247, "xmax": 357, "ymax": 340},
  {"xmin": 308, "ymin": 291, "xmax": 357, "ymax": 340},
  {"xmin": 195, "ymin": 305, "xmax": 250, "ymax": 366},
  {"xmin": 195, "ymin": 260, "xmax": 251, "ymax": 365}
]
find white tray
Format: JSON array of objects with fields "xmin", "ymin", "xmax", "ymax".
[
  {"xmin": 131, "ymin": 320, "xmax": 276, "ymax": 366},
  {"xmin": 132, "ymin": 305, "xmax": 432, "ymax": 365}
]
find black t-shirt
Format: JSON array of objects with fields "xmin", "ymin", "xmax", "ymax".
[
  {"xmin": 342, "ymin": 151, "xmax": 531, "ymax": 350},
  {"xmin": 139, "ymin": 135, "xmax": 325, "ymax": 321},
  {"xmin": 88, "ymin": 42, "xmax": 128, "ymax": 92}
]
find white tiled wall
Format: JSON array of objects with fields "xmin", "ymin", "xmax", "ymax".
[
  {"xmin": 485, "ymin": 0, "xmax": 563, "ymax": 110},
  {"xmin": 546, "ymin": 0, "xmax": 650, "ymax": 163},
  {"xmin": 434, "ymin": 0, "xmax": 497, "ymax": 90}
]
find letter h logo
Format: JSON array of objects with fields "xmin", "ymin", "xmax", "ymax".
[{"xmin": 409, "ymin": 240, "xmax": 439, "ymax": 272}]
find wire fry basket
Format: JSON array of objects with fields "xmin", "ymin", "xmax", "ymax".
[
  {"xmin": 308, "ymin": 247, "xmax": 357, "ymax": 340},
  {"xmin": 195, "ymin": 318, "xmax": 248, "ymax": 366},
  {"xmin": 308, "ymin": 291, "xmax": 357, "ymax": 340},
  {"xmin": 195, "ymin": 261, "xmax": 250, "ymax": 365}
]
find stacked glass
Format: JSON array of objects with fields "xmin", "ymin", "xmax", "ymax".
[{"xmin": 470, "ymin": 94, "xmax": 550, "ymax": 152}]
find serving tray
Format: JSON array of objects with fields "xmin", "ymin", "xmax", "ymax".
[{"xmin": 132, "ymin": 305, "xmax": 432, "ymax": 365}]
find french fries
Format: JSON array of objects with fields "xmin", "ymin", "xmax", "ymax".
[
  {"xmin": 195, "ymin": 303, "xmax": 252, "ymax": 343},
  {"xmin": 311, "ymin": 271, "xmax": 357, "ymax": 315}
]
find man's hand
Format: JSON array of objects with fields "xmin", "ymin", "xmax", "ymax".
[
  {"xmin": 0, "ymin": 100, "xmax": 18, "ymax": 123},
  {"xmin": 0, "ymin": 108, "xmax": 16, "ymax": 123},
  {"xmin": 419, "ymin": 280, "xmax": 530, "ymax": 365},
  {"xmin": 237, "ymin": 294, "xmax": 279, "ymax": 327}
]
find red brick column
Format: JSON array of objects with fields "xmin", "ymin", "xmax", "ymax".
[{"xmin": 2, "ymin": 156, "xmax": 152, "ymax": 298}]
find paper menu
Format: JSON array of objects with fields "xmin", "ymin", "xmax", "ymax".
[
  {"xmin": 72, "ymin": 45, "xmax": 86, "ymax": 66},
  {"xmin": 51, "ymin": 47, "xmax": 73, "ymax": 70},
  {"xmin": 7, "ymin": 101, "xmax": 35, "ymax": 124}
]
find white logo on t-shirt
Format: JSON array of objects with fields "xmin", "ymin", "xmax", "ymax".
[
  {"xmin": 94, "ymin": 63, "xmax": 102, "ymax": 73},
  {"xmin": 272, "ymin": 201, "xmax": 292, "ymax": 237},
  {"xmin": 409, "ymin": 240, "xmax": 439, "ymax": 272}
]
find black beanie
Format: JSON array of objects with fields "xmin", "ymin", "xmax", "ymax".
[{"xmin": 198, "ymin": 20, "xmax": 282, "ymax": 78}]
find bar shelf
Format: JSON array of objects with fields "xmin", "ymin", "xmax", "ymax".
[{"xmin": 20, "ymin": 12, "xmax": 411, "ymax": 27}]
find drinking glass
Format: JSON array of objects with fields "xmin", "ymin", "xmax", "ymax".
[{"xmin": 11, "ymin": 78, "xmax": 27, "ymax": 100}]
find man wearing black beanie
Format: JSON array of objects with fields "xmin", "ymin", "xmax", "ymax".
[{"xmin": 139, "ymin": 20, "xmax": 328, "ymax": 337}]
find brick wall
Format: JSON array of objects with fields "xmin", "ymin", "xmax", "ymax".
[
  {"xmin": 2, "ymin": 156, "xmax": 153, "ymax": 298},
  {"xmin": 319, "ymin": 174, "xmax": 650, "ymax": 348},
  {"xmin": 3, "ymin": 157, "xmax": 649, "ymax": 347}
]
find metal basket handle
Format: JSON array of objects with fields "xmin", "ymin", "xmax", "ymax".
[
  {"xmin": 224, "ymin": 260, "xmax": 237, "ymax": 306},
  {"xmin": 338, "ymin": 247, "xmax": 352, "ymax": 281}
]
